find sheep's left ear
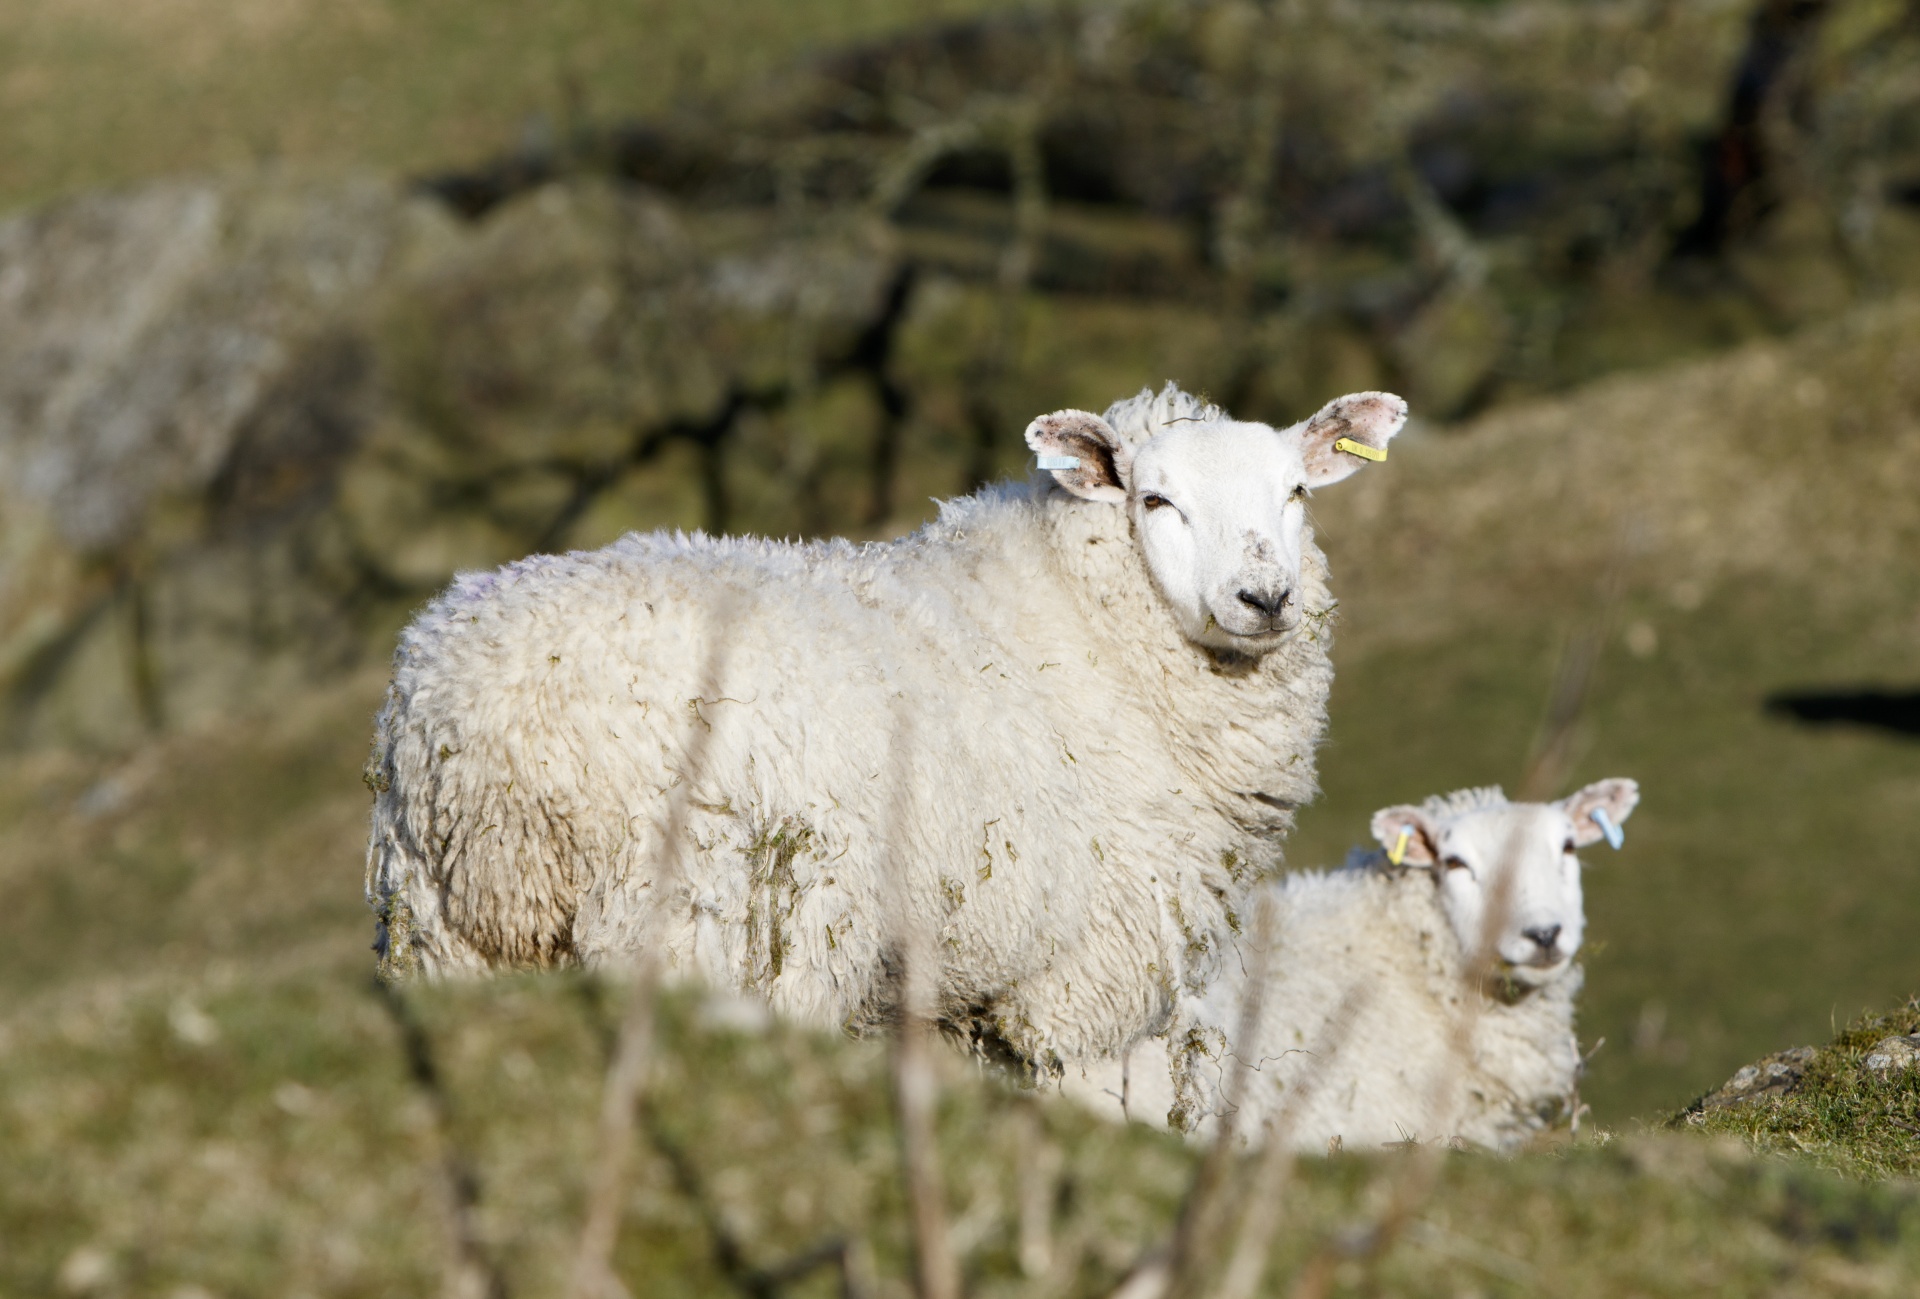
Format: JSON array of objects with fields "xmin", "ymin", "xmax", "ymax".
[
  {"xmin": 1025, "ymin": 410, "xmax": 1132, "ymax": 504},
  {"xmin": 1298, "ymin": 392, "xmax": 1408, "ymax": 488},
  {"xmin": 1557, "ymin": 778, "xmax": 1640, "ymax": 847},
  {"xmin": 1370, "ymin": 805, "xmax": 1440, "ymax": 866}
]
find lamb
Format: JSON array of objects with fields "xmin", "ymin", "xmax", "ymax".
[
  {"xmin": 1061, "ymin": 779, "xmax": 1638, "ymax": 1150},
  {"xmin": 363, "ymin": 382, "xmax": 1407, "ymax": 1074}
]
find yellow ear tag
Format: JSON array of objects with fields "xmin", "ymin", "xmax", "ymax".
[
  {"xmin": 1333, "ymin": 436, "xmax": 1387, "ymax": 462},
  {"xmin": 1387, "ymin": 826, "xmax": 1413, "ymax": 866}
]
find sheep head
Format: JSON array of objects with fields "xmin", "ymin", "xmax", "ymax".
[
  {"xmin": 1025, "ymin": 383, "xmax": 1406, "ymax": 654},
  {"xmin": 1369, "ymin": 779, "xmax": 1639, "ymax": 986}
]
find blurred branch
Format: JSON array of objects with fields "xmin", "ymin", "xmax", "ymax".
[
  {"xmin": 883, "ymin": 712, "xmax": 963, "ymax": 1299},
  {"xmin": 1215, "ymin": 985, "xmax": 1369, "ymax": 1299},
  {"xmin": 569, "ymin": 606, "xmax": 734, "ymax": 1299},
  {"xmin": 1517, "ymin": 544, "xmax": 1628, "ymax": 802},
  {"xmin": 644, "ymin": 1109, "xmax": 870, "ymax": 1299},
  {"xmin": 1015, "ymin": 1100, "xmax": 1062, "ymax": 1279},
  {"xmin": 1292, "ymin": 542, "xmax": 1623, "ymax": 1297},
  {"xmin": 1160, "ymin": 893, "xmax": 1280, "ymax": 1299},
  {"xmin": 374, "ymin": 979, "xmax": 508, "ymax": 1299},
  {"xmin": 964, "ymin": 96, "xmax": 1050, "ymax": 493}
]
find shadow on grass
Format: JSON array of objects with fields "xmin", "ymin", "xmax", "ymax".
[{"xmin": 1765, "ymin": 689, "xmax": 1920, "ymax": 740}]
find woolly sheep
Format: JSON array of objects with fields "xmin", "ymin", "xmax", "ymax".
[
  {"xmin": 1061, "ymin": 779, "xmax": 1639, "ymax": 1150},
  {"xmin": 363, "ymin": 383, "xmax": 1405, "ymax": 1073}
]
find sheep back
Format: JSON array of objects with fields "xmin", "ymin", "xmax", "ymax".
[{"xmin": 365, "ymin": 480, "xmax": 1335, "ymax": 1068}]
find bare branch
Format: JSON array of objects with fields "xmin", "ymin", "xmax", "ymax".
[
  {"xmin": 569, "ymin": 603, "xmax": 735, "ymax": 1299},
  {"xmin": 1015, "ymin": 1100, "xmax": 1062, "ymax": 1279},
  {"xmin": 374, "ymin": 978, "xmax": 507, "ymax": 1299},
  {"xmin": 1215, "ymin": 985, "xmax": 1370, "ymax": 1299},
  {"xmin": 883, "ymin": 711, "xmax": 962, "ymax": 1299}
]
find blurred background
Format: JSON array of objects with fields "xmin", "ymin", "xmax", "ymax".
[{"xmin": 2, "ymin": 0, "xmax": 1918, "ymax": 1290}]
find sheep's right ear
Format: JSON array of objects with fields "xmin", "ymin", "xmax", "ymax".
[
  {"xmin": 1025, "ymin": 410, "xmax": 1131, "ymax": 504},
  {"xmin": 1370, "ymin": 805, "xmax": 1439, "ymax": 867}
]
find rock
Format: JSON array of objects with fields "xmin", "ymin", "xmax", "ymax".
[
  {"xmin": 1693, "ymin": 1046, "xmax": 1818, "ymax": 1111},
  {"xmin": 1861, "ymin": 1034, "xmax": 1920, "ymax": 1077},
  {"xmin": 0, "ymin": 173, "xmax": 914, "ymax": 750}
]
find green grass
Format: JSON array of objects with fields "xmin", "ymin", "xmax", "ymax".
[
  {"xmin": 1682, "ymin": 998, "xmax": 1920, "ymax": 1182},
  {"xmin": 8, "ymin": 967, "xmax": 1920, "ymax": 1298},
  {"xmin": 1290, "ymin": 577, "xmax": 1920, "ymax": 1126},
  {"xmin": 0, "ymin": 0, "xmax": 1041, "ymax": 217}
]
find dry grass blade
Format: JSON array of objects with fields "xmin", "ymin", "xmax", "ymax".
[
  {"xmin": 374, "ymin": 978, "xmax": 507, "ymax": 1299},
  {"xmin": 1517, "ymin": 546, "xmax": 1629, "ymax": 802},
  {"xmin": 1284, "ymin": 855, "xmax": 1520, "ymax": 1299},
  {"xmin": 1290, "ymin": 571, "xmax": 1614, "ymax": 1299},
  {"xmin": 1015, "ymin": 1100, "xmax": 1062, "ymax": 1278},
  {"xmin": 1215, "ymin": 985, "xmax": 1371, "ymax": 1299},
  {"xmin": 568, "ymin": 604, "xmax": 735, "ymax": 1299},
  {"xmin": 1156, "ymin": 890, "xmax": 1284, "ymax": 1299},
  {"xmin": 882, "ymin": 710, "xmax": 962, "ymax": 1299}
]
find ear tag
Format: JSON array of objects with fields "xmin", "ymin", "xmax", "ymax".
[
  {"xmin": 1387, "ymin": 825, "xmax": 1413, "ymax": 866},
  {"xmin": 1332, "ymin": 436, "xmax": 1387, "ymax": 463},
  {"xmin": 1036, "ymin": 455, "xmax": 1082, "ymax": 471},
  {"xmin": 1591, "ymin": 807, "xmax": 1624, "ymax": 850}
]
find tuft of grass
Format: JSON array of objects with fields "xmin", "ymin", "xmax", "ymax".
[{"xmin": 1679, "ymin": 997, "xmax": 1920, "ymax": 1182}]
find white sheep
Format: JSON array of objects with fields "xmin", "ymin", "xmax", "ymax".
[
  {"xmin": 363, "ymin": 382, "xmax": 1405, "ymax": 1073},
  {"xmin": 1061, "ymin": 779, "xmax": 1638, "ymax": 1150}
]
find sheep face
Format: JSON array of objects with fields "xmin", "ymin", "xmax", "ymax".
[
  {"xmin": 1026, "ymin": 387, "xmax": 1406, "ymax": 653},
  {"xmin": 1370, "ymin": 779, "xmax": 1639, "ymax": 986}
]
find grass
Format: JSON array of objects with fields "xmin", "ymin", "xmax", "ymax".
[
  {"xmin": 6, "ymin": 0, "xmax": 1920, "ymax": 1286},
  {"xmin": 3, "ymin": 298, "xmax": 1919, "ymax": 1292},
  {"xmin": 1680, "ymin": 997, "xmax": 1920, "ymax": 1183},
  {"xmin": 1291, "ymin": 301, "xmax": 1920, "ymax": 1123},
  {"xmin": 8, "ymin": 967, "xmax": 1920, "ymax": 1298},
  {"xmin": 0, "ymin": 0, "xmax": 1042, "ymax": 217}
]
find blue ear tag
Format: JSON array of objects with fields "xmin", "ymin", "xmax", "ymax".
[
  {"xmin": 1591, "ymin": 807, "xmax": 1624, "ymax": 850},
  {"xmin": 1036, "ymin": 455, "xmax": 1081, "ymax": 471}
]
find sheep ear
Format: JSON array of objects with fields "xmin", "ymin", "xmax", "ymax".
[
  {"xmin": 1025, "ymin": 410, "xmax": 1132, "ymax": 504},
  {"xmin": 1298, "ymin": 392, "xmax": 1408, "ymax": 488},
  {"xmin": 1370, "ymin": 805, "xmax": 1439, "ymax": 867},
  {"xmin": 1558, "ymin": 778, "xmax": 1640, "ymax": 847}
]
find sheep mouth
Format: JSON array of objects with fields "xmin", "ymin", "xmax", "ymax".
[
  {"xmin": 1213, "ymin": 615, "xmax": 1300, "ymax": 644},
  {"xmin": 1502, "ymin": 951, "xmax": 1572, "ymax": 983}
]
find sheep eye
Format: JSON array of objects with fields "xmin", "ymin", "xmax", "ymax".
[
  {"xmin": 1140, "ymin": 493, "xmax": 1172, "ymax": 511},
  {"xmin": 1289, "ymin": 485, "xmax": 1309, "ymax": 503},
  {"xmin": 1563, "ymin": 838, "xmax": 1577, "ymax": 854},
  {"xmin": 1442, "ymin": 856, "xmax": 1470, "ymax": 872}
]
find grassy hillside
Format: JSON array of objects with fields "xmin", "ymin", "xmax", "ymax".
[
  {"xmin": 7, "ymin": 968, "xmax": 1920, "ymax": 1297},
  {"xmin": 1297, "ymin": 300, "xmax": 1920, "ymax": 1120},
  {"xmin": 5, "ymin": 0, "xmax": 1920, "ymax": 1290},
  {"xmin": 0, "ymin": 0, "xmax": 1037, "ymax": 215}
]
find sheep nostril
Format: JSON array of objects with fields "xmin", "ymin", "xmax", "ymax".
[
  {"xmin": 1522, "ymin": 924, "xmax": 1562, "ymax": 950},
  {"xmin": 1237, "ymin": 588, "xmax": 1286, "ymax": 616}
]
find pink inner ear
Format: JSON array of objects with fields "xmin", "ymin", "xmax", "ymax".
[
  {"xmin": 1024, "ymin": 410, "xmax": 1129, "ymax": 502},
  {"xmin": 1299, "ymin": 392, "xmax": 1408, "ymax": 486},
  {"xmin": 1371, "ymin": 808, "xmax": 1436, "ymax": 864}
]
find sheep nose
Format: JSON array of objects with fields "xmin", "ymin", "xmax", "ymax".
[
  {"xmin": 1522, "ymin": 924, "xmax": 1562, "ymax": 951},
  {"xmin": 1237, "ymin": 587, "xmax": 1291, "ymax": 616}
]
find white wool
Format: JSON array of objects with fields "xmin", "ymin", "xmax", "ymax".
[
  {"xmin": 1061, "ymin": 782, "xmax": 1636, "ymax": 1150},
  {"xmin": 363, "ymin": 384, "xmax": 1405, "ymax": 1074}
]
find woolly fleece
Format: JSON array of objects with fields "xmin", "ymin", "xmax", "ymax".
[
  {"xmin": 363, "ymin": 390, "xmax": 1373, "ymax": 1070},
  {"xmin": 1062, "ymin": 794, "xmax": 1607, "ymax": 1150}
]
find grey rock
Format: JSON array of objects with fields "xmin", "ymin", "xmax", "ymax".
[
  {"xmin": 1861, "ymin": 1034, "xmax": 1920, "ymax": 1077},
  {"xmin": 1695, "ymin": 1046, "xmax": 1817, "ymax": 1111}
]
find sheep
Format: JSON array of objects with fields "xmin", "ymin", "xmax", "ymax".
[
  {"xmin": 363, "ymin": 382, "xmax": 1406, "ymax": 1074},
  {"xmin": 1060, "ymin": 779, "xmax": 1638, "ymax": 1150}
]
